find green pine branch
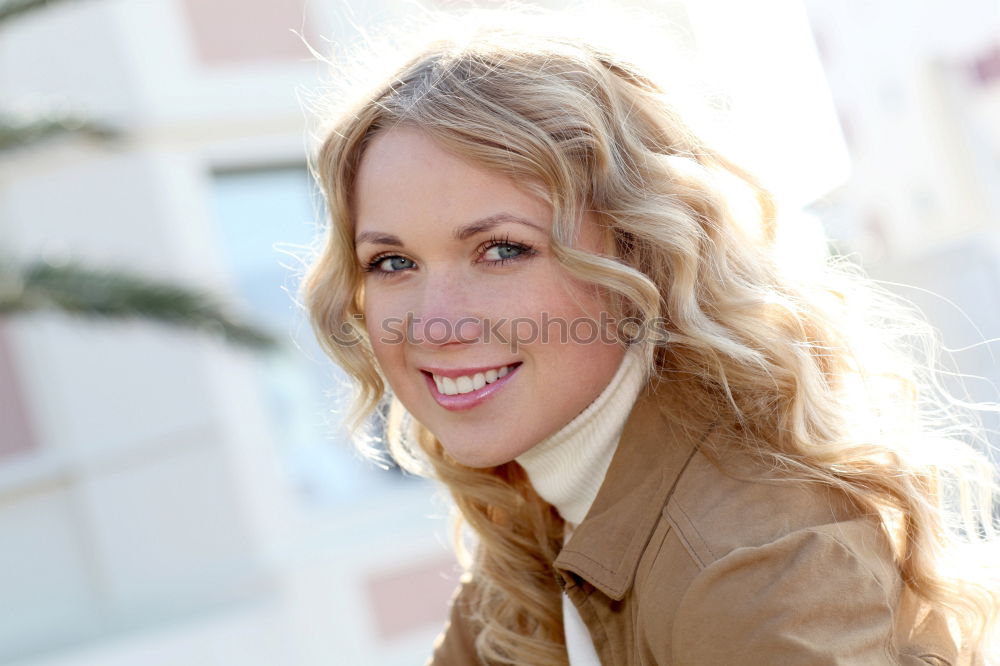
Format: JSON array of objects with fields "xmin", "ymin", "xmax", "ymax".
[
  {"xmin": 0, "ymin": 0, "xmax": 81, "ymax": 24},
  {"xmin": 0, "ymin": 113, "xmax": 117, "ymax": 152},
  {"xmin": 0, "ymin": 259, "xmax": 278, "ymax": 351},
  {"xmin": 1, "ymin": 0, "xmax": 115, "ymax": 153},
  {"xmin": 0, "ymin": 0, "xmax": 277, "ymax": 354}
]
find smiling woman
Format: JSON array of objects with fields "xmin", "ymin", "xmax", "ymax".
[
  {"xmin": 353, "ymin": 127, "xmax": 624, "ymax": 468},
  {"xmin": 302, "ymin": 10, "xmax": 1000, "ymax": 666}
]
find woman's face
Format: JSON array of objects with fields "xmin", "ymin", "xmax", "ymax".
[{"xmin": 353, "ymin": 127, "xmax": 626, "ymax": 468}]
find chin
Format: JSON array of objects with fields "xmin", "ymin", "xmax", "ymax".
[
  {"xmin": 442, "ymin": 448, "xmax": 508, "ymax": 470},
  {"xmin": 438, "ymin": 436, "xmax": 526, "ymax": 469}
]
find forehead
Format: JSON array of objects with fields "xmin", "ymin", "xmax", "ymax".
[
  {"xmin": 356, "ymin": 127, "xmax": 457, "ymax": 183},
  {"xmin": 352, "ymin": 127, "xmax": 553, "ymax": 237}
]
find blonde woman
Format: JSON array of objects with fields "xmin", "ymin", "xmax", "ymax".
[{"xmin": 303, "ymin": 12, "xmax": 1000, "ymax": 665}]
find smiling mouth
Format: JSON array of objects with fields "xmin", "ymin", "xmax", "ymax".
[
  {"xmin": 428, "ymin": 363, "xmax": 518, "ymax": 395},
  {"xmin": 421, "ymin": 363, "xmax": 522, "ymax": 411}
]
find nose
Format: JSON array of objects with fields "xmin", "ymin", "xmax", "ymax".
[{"xmin": 409, "ymin": 271, "xmax": 484, "ymax": 347}]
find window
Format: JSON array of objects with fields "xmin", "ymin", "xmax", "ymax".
[{"xmin": 209, "ymin": 166, "xmax": 406, "ymax": 508}]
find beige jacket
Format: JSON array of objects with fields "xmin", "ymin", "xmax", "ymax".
[{"xmin": 429, "ymin": 385, "xmax": 972, "ymax": 665}]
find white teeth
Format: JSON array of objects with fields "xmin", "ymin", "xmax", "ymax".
[{"xmin": 432, "ymin": 364, "xmax": 514, "ymax": 396}]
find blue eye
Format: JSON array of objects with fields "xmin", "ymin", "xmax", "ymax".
[
  {"xmin": 482, "ymin": 243, "xmax": 525, "ymax": 262},
  {"xmin": 368, "ymin": 255, "xmax": 415, "ymax": 273},
  {"xmin": 480, "ymin": 235, "xmax": 535, "ymax": 265}
]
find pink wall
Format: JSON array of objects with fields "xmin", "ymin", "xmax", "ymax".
[
  {"xmin": 365, "ymin": 554, "xmax": 457, "ymax": 640},
  {"xmin": 0, "ymin": 323, "xmax": 36, "ymax": 460},
  {"xmin": 180, "ymin": 0, "xmax": 314, "ymax": 66}
]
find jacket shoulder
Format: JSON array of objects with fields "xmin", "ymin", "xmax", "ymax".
[
  {"xmin": 651, "ymin": 450, "xmax": 964, "ymax": 665},
  {"xmin": 665, "ymin": 448, "xmax": 878, "ymax": 567}
]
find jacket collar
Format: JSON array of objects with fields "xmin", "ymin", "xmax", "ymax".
[{"xmin": 552, "ymin": 382, "xmax": 706, "ymax": 600}]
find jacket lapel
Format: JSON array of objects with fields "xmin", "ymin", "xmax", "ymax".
[{"xmin": 553, "ymin": 383, "xmax": 705, "ymax": 600}]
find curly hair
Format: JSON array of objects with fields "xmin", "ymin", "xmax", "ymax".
[{"xmin": 303, "ymin": 11, "xmax": 1000, "ymax": 664}]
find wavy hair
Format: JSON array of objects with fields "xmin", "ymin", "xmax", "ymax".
[{"xmin": 303, "ymin": 12, "xmax": 1000, "ymax": 664}]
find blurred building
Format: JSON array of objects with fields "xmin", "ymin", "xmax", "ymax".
[
  {"xmin": 0, "ymin": 2, "xmax": 455, "ymax": 665},
  {"xmin": 0, "ymin": 1, "xmax": 997, "ymax": 665},
  {"xmin": 805, "ymin": 0, "xmax": 1000, "ymax": 438}
]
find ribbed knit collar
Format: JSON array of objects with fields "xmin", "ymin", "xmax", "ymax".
[{"xmin": 516, "ymin": 347, "xmax": 647, "ymax": 526}]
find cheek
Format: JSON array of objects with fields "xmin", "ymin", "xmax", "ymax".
[
  {"xmin": 367, "ymin": 320, "xmax": 402, "ymax": 354},
  {"xmin": 362, "ymin": 301, "xmax": 407, "ymax": 376},
  {"xmin": 474, "ymin": 267, "xmax": 612, "ymax": 345},
  {"xmin": 528, "ymin": 273, "xmax": 608, "ymax": 322},
  {"xmin": 362, "ymin": 285, "xmax": 411, "ymax": 344}
]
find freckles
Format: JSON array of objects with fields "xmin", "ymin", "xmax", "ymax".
[
  {"xmin": 362, "ymin": 290, "xmax": 410, "ymax": 337},
  {"xmin": 487, "ymin": 272, "xmax": 601, "ymax": 323},
  {"xmin": 368, "ymin": 317, "xmax": 407, "ymax": 350},
  {"xmin": 362, "ymin": 303, "xmax": 393, "ymax": 348}
]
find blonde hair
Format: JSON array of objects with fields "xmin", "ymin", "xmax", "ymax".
[{"xmin": 303, "ymin": 12, "xmax": 1000, "ymax": 665}]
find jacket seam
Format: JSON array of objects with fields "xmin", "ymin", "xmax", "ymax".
[
  {"xmin": 807, "ymin": 529, "xmax": 891, "ymax": 598},
  {"xmin": 558, "ymin": 550, "xmax": 622, "ymax": 586},
  {"xmin": 668, "ymin": 526, "xmax": 904, "ymax": 664},
  {"xmin": 664, "ymin": 496, "xmax": 715, "ymax": 568},
  {"xmin": 634, "ymin": 520, "xmax": 674, "ymax": 663},
  {"xmin": 799, "ymin": 528, "xmax": 899, "ymax": 663},
  {"xmin": 561, "ymin": 445, "xmax": 700, "ymax": 597},
  {"xmin": 573, "ymin": 583, "xmax": 618, "ymax": 665}
]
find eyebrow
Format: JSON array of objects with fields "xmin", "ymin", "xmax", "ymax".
[
  {"xmin": 354, "ymin": 231, "xmax": 403, "ymax": 247},
  {"xmin": 452, "ymin": 213, "xmax": 545, "ymax": 241},
  {"xmin": 354, "ymin": 213, "xmax": 545, "ymax": 247}
]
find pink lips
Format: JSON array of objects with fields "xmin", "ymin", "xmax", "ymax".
[{"xmin": 423, "ymin": 363, "xmax": 521, "ymax": 411}]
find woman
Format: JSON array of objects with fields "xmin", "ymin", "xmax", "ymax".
[{"xmin": 303, "ymin": 12, "xmax": 999, "ymax": 665}]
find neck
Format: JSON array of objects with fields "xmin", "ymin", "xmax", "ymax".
[{"xmin": 516, "ymin": 347, "xmax": 647, "ymax": 525}]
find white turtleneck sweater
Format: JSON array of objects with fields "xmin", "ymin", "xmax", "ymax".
[{"xmin": 516, "ymin": 347, "xmax": 648, "ymax": 665}]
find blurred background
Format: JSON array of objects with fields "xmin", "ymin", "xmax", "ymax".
[{"xmin": 0, "ymin": 0, "xmax": 998, "ymax": 664}]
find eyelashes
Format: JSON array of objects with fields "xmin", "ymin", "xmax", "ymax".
[
  {"xmin": 365, "ymin": 254, "xmax": 415, "ymax": 274},
  {"xmin": 477, "ymin": 234, "xmax": 536, "ymax": 266},
  {"xmin": 362, "ymin": 234, "xmax": 536, "ymax": 277}
]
